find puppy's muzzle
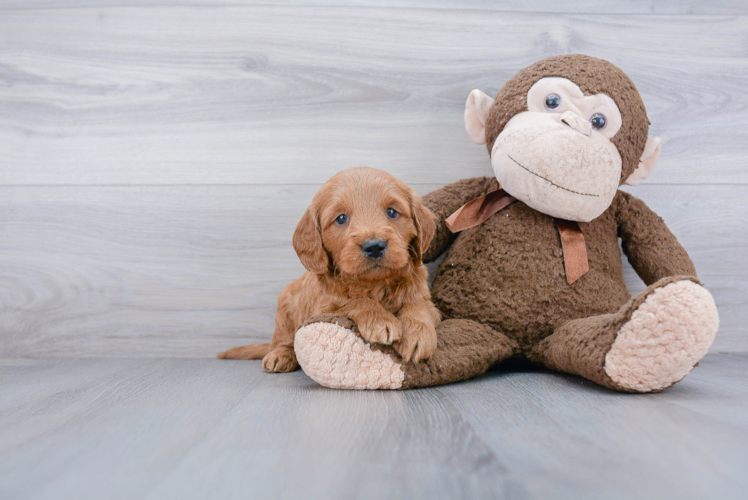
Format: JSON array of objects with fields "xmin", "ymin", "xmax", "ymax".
[{"xmin": 361, "ymin": 239, "xmax": 387, "ymax": 259}]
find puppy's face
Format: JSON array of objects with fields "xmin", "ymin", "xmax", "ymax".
[{"xmin": 293, "ymin": 168, "xmax": 435, "ymax": 281}]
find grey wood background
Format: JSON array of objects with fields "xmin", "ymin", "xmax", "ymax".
[
  {"xmin": 1, "ymin": 1, "xmax": 747, "ymax": 356},
  {"xmin": 2, "ymin": 3, "xmax": 747, "ymax": 500},
  {"xmin": 1, "ymin": 354, "xmax": 747, "ymax": 499}
]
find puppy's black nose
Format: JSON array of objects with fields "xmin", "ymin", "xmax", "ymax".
[{"xmin": 362, "ymin": 239, "xmax": 387, "ymax": 259}]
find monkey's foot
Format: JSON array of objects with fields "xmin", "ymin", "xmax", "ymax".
[
  {"xmin": 294, "ymin": 315, "xmax": 405, "ymax": 390},
  {"xmin": 604, "ymin": 279, "xmax": 719, "ymax": 392}
]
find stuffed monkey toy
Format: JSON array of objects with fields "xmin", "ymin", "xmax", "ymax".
[{"xmin": 293, "ymin": 55, "xmax": 719, "ymax": 393}]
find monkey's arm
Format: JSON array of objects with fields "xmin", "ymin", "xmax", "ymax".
[
  {"xmin": 422, "ymin": 176, "xmax": 496, "ymax": 262},
  {"xmin": 614, "ymin": 190, "xmax": 697, "ymax": 285}
]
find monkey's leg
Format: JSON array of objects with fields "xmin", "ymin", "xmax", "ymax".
[
  {"xmin": 529, "ymin": 276, "xmax": 719, "ymax": 393},
  {"xmin": 293, "ymin": 314, "xmax": 518, "ymax": 390}
]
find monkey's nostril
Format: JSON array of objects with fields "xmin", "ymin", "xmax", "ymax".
[
  {"xmin": 362, "ymin": 239, "xmax": 387, "ymax": 259},
  {"xmin": 560, "ymin": 110, "xmax": 592, "ymax": 136},
  {"xmin": 561, "ymin": 116, "xmax": 577, "ymax": 129}
]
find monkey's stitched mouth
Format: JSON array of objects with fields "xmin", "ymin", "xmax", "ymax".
[{"xmin": 507, "ymin": 155, "xmax": 599, "ymax": 198}]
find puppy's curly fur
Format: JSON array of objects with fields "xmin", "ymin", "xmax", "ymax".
[{"xmin": 218, "ymin": 167, "xmax": 441, "ymax": 372}]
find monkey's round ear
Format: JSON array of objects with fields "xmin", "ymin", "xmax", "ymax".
[
  {"xmin": 625, "ymin": 137, "xmax": 662, "ymax": 186},
  {"xmin": 464, "ymin": 89, "xmax": 495, "ymax": 145},
  {"xmin": 292, "ymin": 206, "xmax": 329, "ymax": 274}
]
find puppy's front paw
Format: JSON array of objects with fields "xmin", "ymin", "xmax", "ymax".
[
  {"xmin": 262, "ymin": 346, "xmax": 299, "ymax": 373},
  {"xmin": 358, "ymin": 312, "xmax": 401, "ymax": 345},
  {"xmin": 396, "ymin": 319, "xmax": 437, "ymax": 362}
]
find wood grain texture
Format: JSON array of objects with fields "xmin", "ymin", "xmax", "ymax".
[
  {"xmin": 1, "ymin": 6, "xmax": 745, "ymax": 498},
  {"xmin": 0, "ymin": 7, "xmax": 747, "ymax": 186},
  {"xmin": 0, "ymin": 4, "xmax": 745, "ymax": 358},
  {"xmin": 0, "ymin": 354, "xmax": 746, "ymax": 500},
  {"xmin": 1, "ymin": 183, "xmax": 745, "ymax": 357},
  {"xmin": 1, "ymin": 1, "xmax": 747, "ymax": 14}
]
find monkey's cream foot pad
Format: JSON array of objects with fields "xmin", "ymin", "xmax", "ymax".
[
  {"xmin": 605, "ymin": 280, "xmax": 719, "ymax": 392},
  {"xmin": 295, "ymin": 321, "xmax": 405, "ymax": 390}
]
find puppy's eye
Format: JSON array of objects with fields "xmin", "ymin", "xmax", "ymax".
[
  {"xmin": 545, "ymin": 93, "xmax": 561, "ymax": 111},
  {"xmin": 590, "ymin": 113, "xmax": 606, "ymax": 130},
  {"xmin": 386, "ymin": 208, "xmax": 399, "ymax": 219},
  {"xmin": 334, "ymin": 214, "xmax": 349, "ymax": 225}
]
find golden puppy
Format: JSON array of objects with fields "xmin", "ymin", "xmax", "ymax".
[{"xmin": 218, "ymin": 167, "xmax": 441, "ymax": 372}]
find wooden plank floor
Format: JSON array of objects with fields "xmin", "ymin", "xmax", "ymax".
[{"xmin": 1, "ymin": 354, "xmax": 747, "ymax": 500}]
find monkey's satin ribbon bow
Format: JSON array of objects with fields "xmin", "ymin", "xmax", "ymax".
[
  {"xmin": 445, "ymin": 188, "xmax": 517, "ymax": 233},
  {"xmin": 445, "ymin": 188, "xmax": 589, "ymax": 285}
]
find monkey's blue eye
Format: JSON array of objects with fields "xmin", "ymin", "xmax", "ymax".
[
  {"xmin": 590, "ymin": 113, "xmax": 606, "ymax": 130},
  {"xmin": 335, "ymin": 214, "xmax": 348, "ymax": 225},
  {"xmin": 545, "ymin": 93, "xmax": 561, "ymax": 111},
  {"xmin": 386, "ymin": 208, "xmax": 399, "ymax": 219}
]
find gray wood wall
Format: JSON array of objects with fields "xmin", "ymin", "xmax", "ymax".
[{"xmin": 1, "ymin": 1, "xmax": 746, "ymax": 357}]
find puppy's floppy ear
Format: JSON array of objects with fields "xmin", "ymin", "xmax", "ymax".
[
  {"xmin": 408, "ymin": 190, "xmax": 436, "ymax": 265},
  {"xmin": 292, "ymin": 205, "xmax": 329, "ymax": 274}
]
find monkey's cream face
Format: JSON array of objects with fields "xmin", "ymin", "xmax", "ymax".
[{"xmin": 491, "ymin": 77, "xmax": 623, "ymax": 222}]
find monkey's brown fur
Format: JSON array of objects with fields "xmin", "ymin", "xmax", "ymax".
[
  {"xmin": 218, "ymin": 167, "xmax": 440, "ymax": 369},
  {"xmin": 410, "ymin": 177, "xmax": 696, "ymax": 389},
  {"xmin": 296, "ymin": 55, "xmax": 717, "ymax": 392}
]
